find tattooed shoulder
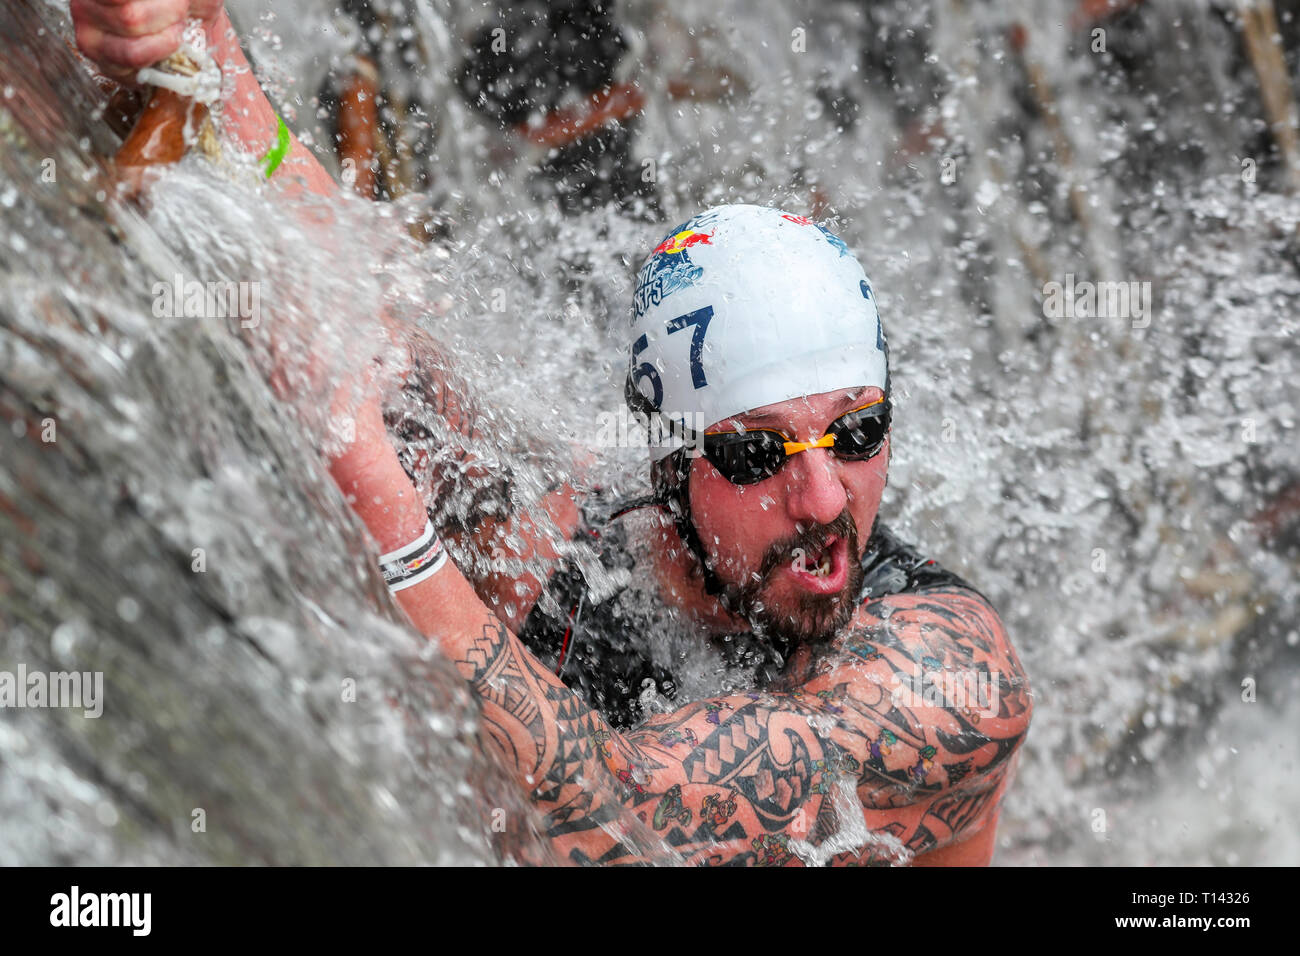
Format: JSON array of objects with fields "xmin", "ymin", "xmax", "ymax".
[{"xmin": 455, "ymin": 584, "xmax": 1032, "ymax": 865}]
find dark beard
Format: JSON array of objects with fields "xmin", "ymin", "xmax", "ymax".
[{"xmin": 714, "ymin": 508, "xmax": 863, "ymax": 657}]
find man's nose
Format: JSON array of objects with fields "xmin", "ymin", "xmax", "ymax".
[{"xmin": 782, "ymin": 448, "xmax": 848, "ymax": 527}]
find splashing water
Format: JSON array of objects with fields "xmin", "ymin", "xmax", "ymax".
[{"xmin": 2, "ymin": 0, "xmax": 1298, "ymax": 865}]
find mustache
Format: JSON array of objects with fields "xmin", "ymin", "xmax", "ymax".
[{"xmin": 757, "ymin": 509, "xmax": 859, "ymax": 579}]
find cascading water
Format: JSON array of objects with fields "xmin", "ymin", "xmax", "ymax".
[{"xmin": 1, "ymin": 0, "xmax": 1297, "ymax": 865}]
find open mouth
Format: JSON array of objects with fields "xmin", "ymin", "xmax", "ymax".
[{"xmin": 786, "ymin": 534, "xmax": 850, "ymax": 594}]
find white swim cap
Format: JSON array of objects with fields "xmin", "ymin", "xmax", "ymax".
[{"xmin": 626, "ymin": 204, "xmax": 888, "ymax": 461}]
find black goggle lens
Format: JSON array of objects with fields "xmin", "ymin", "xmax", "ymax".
[
  {"xmin": 826, "ymin": 402, "xmax": 891, "ymax": 460},
  {"xmin": 702, "ymin": 433, "xmax": 788, "ymax": 485}
]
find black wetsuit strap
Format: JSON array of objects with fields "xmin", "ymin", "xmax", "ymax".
[{"xmin": 858, "ymin": 519, "xmax": 983, "ymax": 602}]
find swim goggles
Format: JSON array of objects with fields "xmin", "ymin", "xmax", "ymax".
[{"xmin": 701, "ymin": 398, "xmax": 891, "ymax": 486}]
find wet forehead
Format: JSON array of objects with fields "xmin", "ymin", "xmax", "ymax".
[{"xmin": 720, "ymin": 386, "xmax": 884, "ymax": 433}]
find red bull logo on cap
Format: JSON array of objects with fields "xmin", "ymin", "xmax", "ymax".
[
  {"xmin": 652, "ymin": 229, "xmax": 713, "ymax": 256},
  {"xmin": 634, "ymin": 224, "xmax": 716, "ymax": 318}
]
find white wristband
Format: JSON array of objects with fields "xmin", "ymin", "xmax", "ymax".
[{"xmin": 378, "ymin": 520, "xmax": 448, "ymax": 592}]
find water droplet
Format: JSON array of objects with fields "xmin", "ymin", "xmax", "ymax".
[
  {"xmin": 116, "ymin": 597, "xmax": 141, "ymax": 623},
  {"xmin": 95, "ymin": 801, "xmax": 120, "ymax": 827}
]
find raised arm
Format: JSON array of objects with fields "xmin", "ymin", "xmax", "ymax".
[
  {"xmin": 73, "ymin": 0, "xmax": 338, "ymax": 197},
  {"xmin": 387, "ymin": 330, "xmax": 584, "ymax": 631},
  {"xmin": 333, "ymin": 397, "xmax": 1033, "ymax": 865},
  {"xmin": 74, "ymin": 1, "xmax": 583, "ymax": 630}
]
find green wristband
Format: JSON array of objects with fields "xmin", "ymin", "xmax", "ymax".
[{"xmin": 260, "ymin": 114, "xmax": 290, "ymax": 179}]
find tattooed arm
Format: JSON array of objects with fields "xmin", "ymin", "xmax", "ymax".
[{"xmin": 332, "ymin": 400, "xmax": 1031, "ymax": 865}]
